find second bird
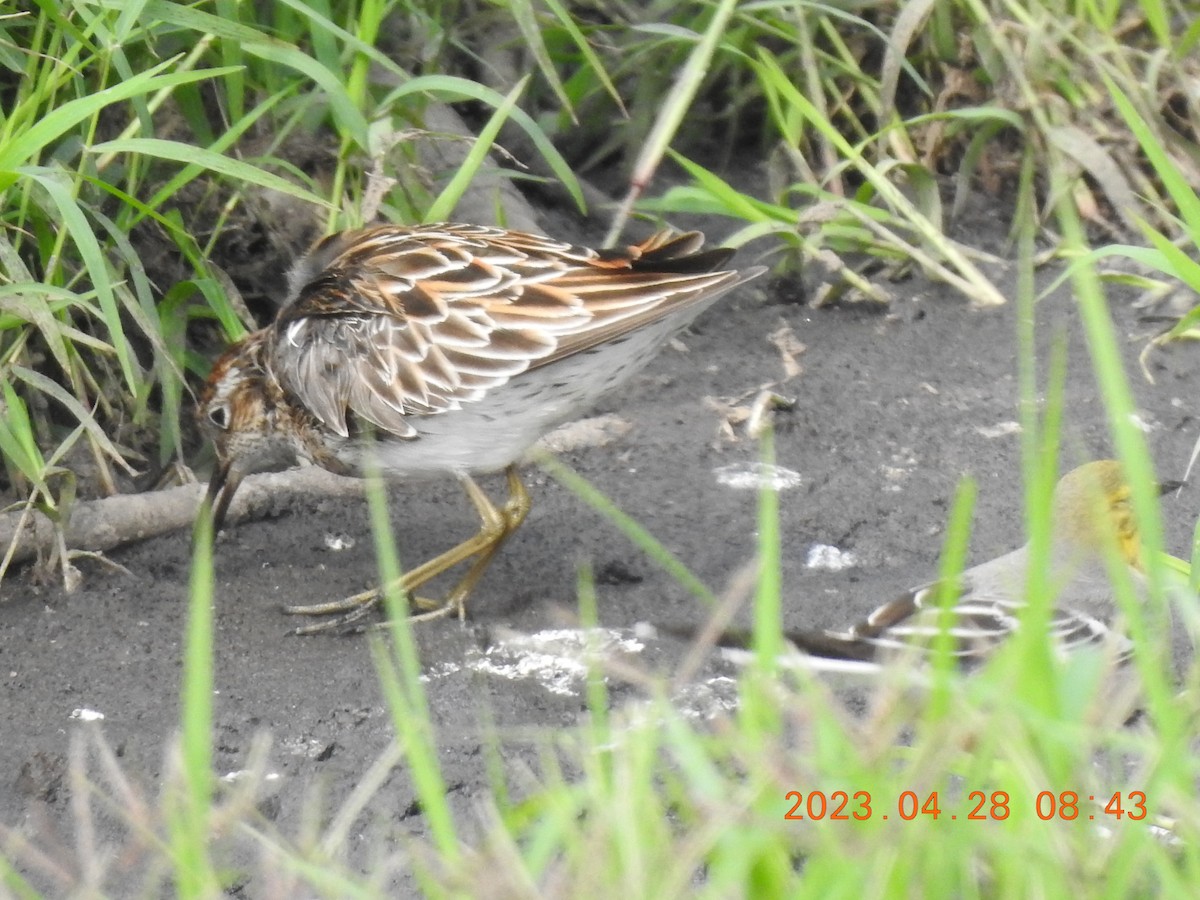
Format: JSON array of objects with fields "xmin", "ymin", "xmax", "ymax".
[{"xmin": 198, "ymin": 222, "xmax": 765, "ymax": 632}]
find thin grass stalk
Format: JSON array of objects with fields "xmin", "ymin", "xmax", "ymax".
[
  {"xmin": 1052, "ymin": 182, "xmax": 1178, "ymax": 739},
  {"xmin": 538, "ymin": 453, "xmax": 716, "ymax": 606},
  {"xmin": 925, "ymin": 477, "xmax": 976, "ymax": 723},
  {"xmin": 171, "ymin": 508, "xmax": 217, "ymax": 896},
  {"xmin": 605, "ymin": 0, "xmax": 741, "ymax": 246},
  {"xmin": 360, "ymin": 468, "xmax": 461, "ymax": 871}
]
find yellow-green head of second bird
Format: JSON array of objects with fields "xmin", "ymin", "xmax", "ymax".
[{"xmin": 1052, "ymin": 460, "xmax": 1141, "ymax": 572}]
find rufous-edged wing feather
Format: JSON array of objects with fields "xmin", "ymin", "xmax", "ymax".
[{"xmin": 267, "ymin": 224, "xmax": 755, "ymax": 440}]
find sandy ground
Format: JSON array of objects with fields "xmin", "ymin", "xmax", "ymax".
[{"xmin": 2, "ymin": 219, "xmax": 1198, "ymax": 891}]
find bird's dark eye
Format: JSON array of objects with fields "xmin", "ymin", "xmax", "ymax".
[{"xmin": 207, "ymin": 403, "xmax": 231, "ymax": 430}]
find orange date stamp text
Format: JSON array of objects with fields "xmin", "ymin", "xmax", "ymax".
[{"xmin": 783, "ymin": 790, "xmax": 1146, "ymax": 822}]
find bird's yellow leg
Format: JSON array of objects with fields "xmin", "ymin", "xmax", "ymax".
[
  {"xmin": 410, "ymin": 466, "xmax": 530, "ymax": 623},
  {"xmin": 285, "ymin": 469, "xmax": 524, "ymax": 633}
]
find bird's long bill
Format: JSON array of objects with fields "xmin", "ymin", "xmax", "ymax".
[{"xmin": 202, "ymin": 459, "xmax": 241, "ymax": 534}]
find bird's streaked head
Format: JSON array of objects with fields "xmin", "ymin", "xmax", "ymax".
[{"xmin": 198, "ymin": 333, "xmax": 297, "ymax": 529}]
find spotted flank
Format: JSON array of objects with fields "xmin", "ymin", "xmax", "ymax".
[{"xmin": 820, "ymin": 579, "xmax": 1132, "ymax": 664}]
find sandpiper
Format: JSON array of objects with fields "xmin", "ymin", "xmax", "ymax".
[
  {"xmin": 198, "ymin": 223, "xmax": 765, "ymax": 632},
  {"xmin": 718, "ymin": 461, "xmax": 1183, "ymax": 669}
]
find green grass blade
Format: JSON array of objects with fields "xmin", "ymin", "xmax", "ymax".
[
  {"xmin": 425, "ymin": 76, "xmax": 528, "ymax": 223},
  {"xmin": 539, "ymin": 0, "xmax": 624, "ymax": 114},
  {"xmin": 173, "ymin": 502, "xmax": 217, "ymax": 897},
  {"xmin": 751, "ymin": 430, "xmax": 782, "ymax": 668},
  {"xmin": 87, "ymin": 138, "xmax": 333, "ymax": 210},
  {"xmin": 0, "ymin": 62, "xmax": 239, "ymax": 186},
  {"xmin": 11, "ymin": 366, "xmax": 132, "ymax": 473},
  {"xmin": 538, "ymin": 453, "xmax": 716, "ymax": 606},
  {"xmin": 241, "ymin": 40, "xmax": 369, "ymax": 147},
  {"xmin": 382, "ymin": 74, "xmax": 585, "ymax": 212},
  {"xmin": 606, "ymin": 0, "xmax": 741, "ymax": 244},
  {"xmin": 927, "ymin": 476, "xmax": 976, "ymax": 721},
  {"xmin": 360, "ymin": 471, "xmax": 460, "ymax": 870},
  {"xmin": 1104, "ymin": 75, "xmax": 1200, "ymax": 238},
  {"xmin": 20, "ymin": 167, "xmax": 140, "ymax": 391}
]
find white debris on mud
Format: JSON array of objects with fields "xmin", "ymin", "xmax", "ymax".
[
  {"xmin": 805, "ymin": 543, "xmax": 857, "ymax": 571},
  {"xmin": 423, "ymin": 629, "xmax": 645, "ymax": 697},
  {"xmin": 714, "ymin": 462, "xmax": 802, "ymax": 491}
]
